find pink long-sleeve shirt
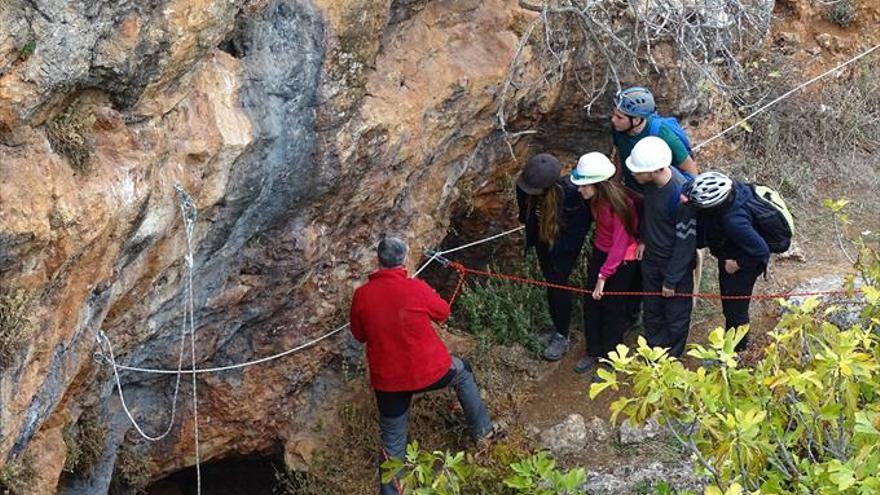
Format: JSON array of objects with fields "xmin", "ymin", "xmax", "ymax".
[{"xmin": 592, "ymin": 200, "xmax": 639, "ymax": 279}]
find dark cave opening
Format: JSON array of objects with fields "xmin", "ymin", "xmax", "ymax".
[{"xmin": 145, "ymin": 455, "xmax": 286, "ymax": 495}]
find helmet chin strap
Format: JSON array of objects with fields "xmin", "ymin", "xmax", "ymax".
[{"xmin": 623, "ymin": 115, "xmax": 643, "ymax": 134}]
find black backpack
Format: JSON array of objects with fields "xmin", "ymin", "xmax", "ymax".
[{"xmin": 743, "ymin": 184, "xmax": 795, "ymax": 253}]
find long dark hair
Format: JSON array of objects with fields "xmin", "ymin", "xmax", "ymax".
[
  {"xmin": 526, "ymin": 184, "xmax": 563, "ymax": 247},
  {"xmin": 592, "ymin": 180, "xmax": 638, "ymax": 239}
]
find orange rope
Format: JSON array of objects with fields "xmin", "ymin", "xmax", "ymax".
[
  {"xmin": 448, "ymin": 268, "xmax": 468, "ymax": 306},
  {"xmin": 446, "ymin": 262, "xmax": 863, "ymax": 301}
]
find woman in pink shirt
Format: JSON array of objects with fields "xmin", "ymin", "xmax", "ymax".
[{"xmin": 570, "ymin": 152, "xmax": 640, "ymax": 375}]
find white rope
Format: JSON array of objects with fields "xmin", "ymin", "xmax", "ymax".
[
  {"xmin": 693, "ymin": 43, "xmax": 880, "ymax": 152},
  {"xmin": 101, "ymin": 323, "xmax": 349, "ymax": 375},
  {"xmin": 431, "ymin": 226, "xmax": 525, "ymax": 256},
  {"xmin": 98, "ymin": 217, "xmax": 523, "ymax": 492}
]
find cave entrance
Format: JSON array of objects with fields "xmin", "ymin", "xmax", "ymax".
[{"xmin": 145, "ymin": 455, "xmax": 286, "ymax": 495}]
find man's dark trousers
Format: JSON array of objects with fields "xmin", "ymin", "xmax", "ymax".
[
  {"xmin": 641, "ymin": 257, "xmax": 694, "ymax": 357},
  {"xmin": 718, "ymin": 260, "xmax": 762, "ymax": 351}
]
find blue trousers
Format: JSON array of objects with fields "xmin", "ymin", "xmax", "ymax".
[{"xmin": 376, "ymin": 356, "xmax": 491, "ymax": 495}]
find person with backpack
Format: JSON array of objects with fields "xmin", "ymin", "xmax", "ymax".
[
  {"xmin": 516, "ymin": 153, "xmax": 592, "ymax": 361},
  {"xmin": 610, "ymin": 86, "xmax": 699, "ymax": 191},
  {"xmin": 610, "ymin": 86, "xmax": 703, "ymax": 322},
  {"xmin": 626, "ymin": 137, "xmax": 696, "ymax": 358},
  {"xmin": 569, "ymin": 152, "xmax": 640, "ymax": 375},
  {"xmin": 686, "ymin": 171, "xmax": 788, "ymax": 352},
  {"xmin": 350, "ymin": 236, "xmax": 497, "ymax": 495}
]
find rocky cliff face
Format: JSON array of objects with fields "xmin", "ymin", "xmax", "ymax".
[{"xmin": 0, "ymin": 0, "xmax": 765, "ymax": 492}]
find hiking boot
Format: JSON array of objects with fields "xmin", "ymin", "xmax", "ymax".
[
  {"xmin": 574, "ymin": 356, "xmax": 598, "ymax": 374},
  {"xmin": 542, "ymin": 333, "xmax": 569, "ymax": 361},
  {"xmin": 476, "ymin": 421, "xmax": 507, "ymax": 450}
]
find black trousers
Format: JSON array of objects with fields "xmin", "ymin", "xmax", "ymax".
[
  {"xmin": 642, "ymin": 257, "xmax": 694, "ymax": 357},
  {"xmin": 583, "ymin": 250, "xmax": 639, "ymax": 358},
  {"xmin": 536, "ymin": 245, "xmax": 580, "ymax": 337},
  {"xmin": 718, "ymin": 260, "xmax": 762, "ymax": 351}
]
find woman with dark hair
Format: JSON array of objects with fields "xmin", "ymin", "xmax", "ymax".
[
  {"xmin": 516, "ymin": 153, "xmax": 592, "ymax": 361},
  {"xmin": 569, "ymin": 152, "xmax": 640, "ymax": 374}
]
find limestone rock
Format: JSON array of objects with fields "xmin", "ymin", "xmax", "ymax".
[
  {"xmin": 539, "ymin": 414, "xmax": 587, "ymax": 456},
  {"xmin": 619, "ymin": 416, "xmax": 664, "ymax": 445},
  {"xmin": 585, "ymin": 461, "xmax": 705, "ymax": 495},
  {"xmin": 789, "ymin": 274, "xmax": 865, "ymax": 329},
  {"xmin": 586, "ymin": 416, "xmax": 611, "ymax": 443}
]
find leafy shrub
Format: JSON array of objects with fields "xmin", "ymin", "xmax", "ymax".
[
  {"xmin": 0, "ymin": 289, "xmax": 32, "ymax": 368},
  {"xmin": 590, "ymin": 244, "xmax": 880, "ymax": 494},
  {"xmin": 503, "ymin": 451, "xmax": 586, "ymax": 495},
  {"xmin": 452, "ymin": 252, "xmax": 587, "ymax": 355},
  {"xmin": 382, "ymin": 443, "xmax": 586, "ymax": 495}
]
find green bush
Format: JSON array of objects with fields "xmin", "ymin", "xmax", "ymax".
[
  {"xmin": 381, "ymin": 442, "xmax": 586, "ymax": 495},
  {"xmin": 452, "ymin": 251, "xmax": 587, "ymax": 355},
  {"xmin": 590, "ymin": 244, "xmax": 880, "ymax": 493}
]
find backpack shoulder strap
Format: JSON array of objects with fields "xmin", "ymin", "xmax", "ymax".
[{"xmin": 648, "ymin": 115, "xmax": 663, "ymax": 137}]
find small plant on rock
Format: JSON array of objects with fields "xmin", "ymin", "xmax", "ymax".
[
  {"xmin": 113, "ymin": 443, "xmax": 153, "ymax": 495},
  {"xmin": 18, "ymin": 41, "xmax": 36, "ymax": 61},
  {"xmin": 824, "ymin": 0, "xmax": 858, "ymax": 27},
  {"xmin": 0, "ymin": 289, "xmax": 32, "ymax": 369},
  {"xmin": 46, "ymin": 102, "xmax": 96, "ymax": 173},
  {"xmin": 62, "ymin": 413, "xmax": 107, "ymax": 475},
  {"xmin": 0, "ymin": 453, "xmax": 36, "ymax": 495}
]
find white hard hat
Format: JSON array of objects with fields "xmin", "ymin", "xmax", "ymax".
[
  {"xmin": 688, "ymin": 171, "xmax": 734, "ymax": 209},
  {"xmin": 571, "ymin": 152, "xmax": 615, "ymax": 186},
  {"xmin": 625, "ymin": 136, "xmax": 672, "ymax": 173}
]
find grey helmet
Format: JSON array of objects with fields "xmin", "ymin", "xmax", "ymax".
[
  {"xmin": 615, "ymin": 87, "xmax": 656, "ymax": 118},
  {"xmin": 688, "ymin": 171, "xmax": 734, "ymax": 209}
]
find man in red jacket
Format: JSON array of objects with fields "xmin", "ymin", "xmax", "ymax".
[{"xmin": 350, "ymin": 236, "xmax": 493, "ymax": 495}]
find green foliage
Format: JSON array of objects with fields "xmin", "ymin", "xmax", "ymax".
[
  {"xmin": 384, "ymin": 443, "xmax": 586, "ymax": 495},
  {"xmin": 0, "ymin": 454, "xmax": 35, "ymax": 495},
  {"xmin": 452, "ymin": 249, "xmax": 589, "ymax": 355},
  {"xmin": 19, "ymin": 41, "xmax": 36, "ymax": 60},
  {"xmin": 114, "ymin": 444, "xmax": 153, "ymax": 495},
  {"xmin": 0, "ymin": 289, "xmax": 32, "ymax": 369},
  {"xmin": 590, "ymin": 245, "xmax": 880, "ymax": 494},
  {"xmin": 503, "ymin": 451, "xmax": 586, "ymax": 495},
  {"xmin": 451, "ymin": 253, "xmax": 552, "ymax": 354},
  {"xmin": 62, "ymin": 413, "xmax": 107, "ymax": 475},
  {"xmin": 382, "ymin": 441, "xmax": 486, "ymax": 495},
  {"xmin": 46, "ymin": 102, "xmax": 96, "ymax": 173}
]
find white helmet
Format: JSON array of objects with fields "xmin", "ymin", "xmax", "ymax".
[
  {"xmin": 688, "ymin": 171, "xmax": 734, "ymax": 209},
  {"xmin": 571, "ymin": 152, "xmax": 615, "ymax": 186},
  {"xmin": 625, "ymin": 136, "xmax": 672, "ymax": 173}
]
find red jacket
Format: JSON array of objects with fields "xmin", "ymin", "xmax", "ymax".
[{"xmin": 349, "ymin": 267, "xmax": 452, "ymax": 392}]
